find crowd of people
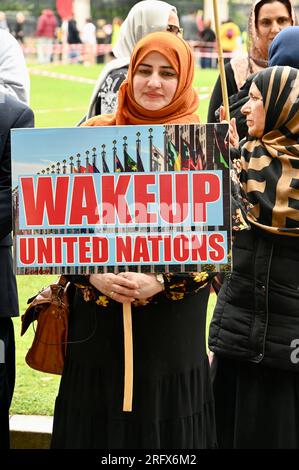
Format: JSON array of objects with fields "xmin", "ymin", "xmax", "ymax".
[
  {"xmin": 0, "ymin": 9, "xmax": 121, "ymax": 65},
  {"xmin": 1, "ymin": 0, "xmax": 299, "ymax": 451},
  {"xmin": 0, "ymin": 6, "xmax": 247, "ymax": 67}
]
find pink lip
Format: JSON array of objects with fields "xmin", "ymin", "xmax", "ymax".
[{"xmin": 144, "ymin": 93, "xmax": 163, "ymax": 98}]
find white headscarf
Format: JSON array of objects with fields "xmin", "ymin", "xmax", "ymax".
[
  {"xmin": 112, "ymin": 0, "xmax": 177, "ymax": 58},
  {"xmin": 85, "ymin": 0, "xmax": 177, "ymax": 119}
]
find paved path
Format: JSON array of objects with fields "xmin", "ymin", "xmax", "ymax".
[{"xmin": 10, "ymin": 414, "xmax": 53, "ymax": 449}]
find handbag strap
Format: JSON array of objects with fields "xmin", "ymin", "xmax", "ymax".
[{"xmin": 57, "ymin": 275, "xmax": 69, "ymax": 288}]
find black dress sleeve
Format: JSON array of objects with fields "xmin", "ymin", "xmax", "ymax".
[
  {"xmin": 66, "ymin": 271, "xmax": 215, "ymax": 307},
  {"xmin": 64, "ymin": 274, "xmax": 90, "ymax": 285},
  {"xmin": 207, "ymin": 62, "xmax": 238, "ymax": 123},
  {"xmin": 163, "ymin": 272, "xmax": 215, "ymax": 301}
]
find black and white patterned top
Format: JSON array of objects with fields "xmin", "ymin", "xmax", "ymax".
[{"xmin": 95, "ymin": 66, "xmax": 128, "ymax": 116}]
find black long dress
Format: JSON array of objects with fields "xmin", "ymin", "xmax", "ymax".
[
  {"xmin": 51, "ymin": 275, "xmax": 217, "ymax": 449},
  {"xmin": 212, "ymin": 355, "xmax": 299, "ymax": 449}
]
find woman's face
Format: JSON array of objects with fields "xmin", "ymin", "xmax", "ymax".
[
  {"xmin": 241, "ymin": 82, "xmax": 266, "ymax": 138},
  {"xmin": 256, "ymin": 1, "xmax": 292, "ymax": 58},
  {"xmin": 133, "ymin": 51, "xmax": 178, "ymax": 111}
]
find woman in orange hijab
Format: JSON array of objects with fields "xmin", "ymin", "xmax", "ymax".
[
  {"xmin": 51, "ymin": 32, "xmax": 217, "ymax": 450},
  {"xmin": 83, "ymin": 31, "xmax": 199, "ymax": 126}
]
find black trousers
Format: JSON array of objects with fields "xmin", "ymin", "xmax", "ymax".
[{"xmin": 0, "ymin": 318, "xmax": 15, "ymax": 449}]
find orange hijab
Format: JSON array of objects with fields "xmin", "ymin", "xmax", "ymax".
[{"xmin": 83, "ymin": 32, "xmax": 199, "ymax": 126}]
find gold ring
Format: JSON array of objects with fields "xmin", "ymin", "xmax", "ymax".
[{"xmin": 110, "ymin": 290, "xmax": 115, "ymax": 298}]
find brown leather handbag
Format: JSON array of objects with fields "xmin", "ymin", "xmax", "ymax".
[{"xmin": 21, "ymin": 275, "xmax": 72, "ymax": 375}]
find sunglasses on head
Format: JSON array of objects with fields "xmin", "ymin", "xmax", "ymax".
[{"xmin": 166, "ymin": 24, "xmax": 183, "ymax": 36}]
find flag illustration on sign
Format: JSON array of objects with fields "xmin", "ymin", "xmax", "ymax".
[
  {"xmin": 152, "ymin": 145, "xmax": 164, "ymax": 161},
  {"xmin": 151, "ymin": 144, "xmax": 164, "ymax": 171},
  {"xmin": 124, "ymin": 148, "xmax": 137, "ymax": 172},
  {"xmin": 92, "ymin": 163, "xmax": 100, "ymax": 173},
  {"xmin": 114, "ymin": 154, "xmax": 124, "ymax": 172},
  {"xmin": 181, "ymin": 138, "xmax": 194, "ymax": 171},
  {"xmin": 195, "ymin": 136, "xmax": 205, "ymax": 170},
  {"xmin": 102, "ymin": 156, "xmax": 110, "ymax": 173},
  {"xmin": 73, "ymin": 165, "xmax": 86, "ymax": 173},
  {"xmin": 136, "ymin": 145, "xmax": 144, "ymax": 172},
  {"xmin": 167, "ymin": 139, "xmax": 181, "ymax": 171},
  {"xmin": 214, "ymin": 124, "xmax": 229, "ymax": 168},
  {"xmin": 82, "ymin": 164, "xmax": 96, "ymax": 173}
]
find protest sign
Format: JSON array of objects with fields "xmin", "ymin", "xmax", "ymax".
[{"xmin": 12, "ymin": 123, "xmax": 231, "ymax": 274}]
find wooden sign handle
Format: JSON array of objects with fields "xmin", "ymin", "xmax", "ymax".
[
  {"xmin": 122, "ymin": 302, "xmax": 133, "ymax": 412},
  {"xmin": 213, "ymin": 0, "xmax": 230, "ymax": 121}
]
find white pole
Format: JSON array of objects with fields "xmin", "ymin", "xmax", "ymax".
[
  {"xmin": 204, "ymin": 0, "xmax": 229, "ymax": 25},
  {"xmin": 73, "ymin": 0, "xmax": 91, "ymax": 31}
]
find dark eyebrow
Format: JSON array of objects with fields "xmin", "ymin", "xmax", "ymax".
[
  {"xmin": 259, "ymin": 15, "xmax": 289, "ymax": 20},
  {"xmin": 138, "ymin": 63, "xmax": 175, "ymax": 70}
]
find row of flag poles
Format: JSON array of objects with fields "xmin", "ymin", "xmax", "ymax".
[{"xmin": 36, "ymin": 128, "xmax": 206, "ymax": 176}]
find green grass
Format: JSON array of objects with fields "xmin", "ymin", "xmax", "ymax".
[
  {"xmin": 11, "ymin": 64, "xmax": 219, "ymax": 416},
  {"xmin": 195, "ymin": 69, "xmax": 218, "ymax": 122},
  {"xmin": 30, "ymin": 75, "xmax": 93, "ymax": 128},
  {"xmin": 29, "ymin": 65, "xmax": 218, "ymax": 128}
]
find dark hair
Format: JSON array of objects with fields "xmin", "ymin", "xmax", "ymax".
[{"xmin": 254, "ymin": 0, "xmax": 292, "ymax": 28}]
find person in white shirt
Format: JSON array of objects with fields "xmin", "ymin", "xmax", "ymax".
[
  {"xmin": 0, "ymin": 29, "xmax": 30, "ymax": 104},
  {"xmin": 82, "ymin": 18, "xmax": 96, "ymax": 65}
]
